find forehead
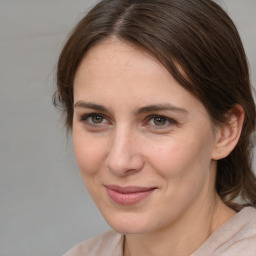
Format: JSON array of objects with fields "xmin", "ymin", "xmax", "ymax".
[
  {"xmin": 75, "ymin": 39, "xmax": 174, "ymax": 95},
  {"xmin": 75, "ymin": 38, "xmax": 166, "ymax": 83},
  {"xmin": 73, "ymin": 38, "xmax": 209, "ymax": 119}
]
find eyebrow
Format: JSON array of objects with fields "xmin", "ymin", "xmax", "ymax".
[
  {"xmin": 74, "ymin": 101, "xmax": 188, "ymax": 114},
  {"xmin": 74, "ymin": 101, "xmax": 107, "ymax": 112},
  {"xmin": 135, "ymin": 104, "xmax": 188, "ymax": 115}
]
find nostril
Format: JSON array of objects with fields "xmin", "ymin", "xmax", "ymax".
[
  {"xmin": 106, "ymin": 154, "xmax": 144, "ymax": 176},
  {"xmin": 107, "ymin": 164, "xmax": 140, "ymax": 176}
]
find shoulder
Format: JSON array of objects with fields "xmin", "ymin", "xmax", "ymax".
[
  {"xmin": 193, "ymin": 207, "xmax": 256, "ymax": 256},
  {"xmin": 63, "ymin": 230, "xmax": 124, "ymax": 256}
]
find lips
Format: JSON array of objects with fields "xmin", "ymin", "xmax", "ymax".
[{"xmin": 105, "ymin": 185, "xmax": 156, "ymax": 205}]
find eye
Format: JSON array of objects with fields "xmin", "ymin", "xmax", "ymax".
[
  {"xmin": 146, "ymin": 115, "xmax": 176, "ymax": 130},
  {"xmin": 80, "ymin": 113, "xmax": 108, "ymax": 126},
  {"xmin": 90, "ymin": 115, "xmax": 104, "ymax": 124},
  {"xmin": 150, "ymin": 116, "xmax": 168, "ymax": 126}
]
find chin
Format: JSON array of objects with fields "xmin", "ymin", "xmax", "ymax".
[{"xmin": 102, "ymin": 211, "xmax": 158, "ymax": 235}]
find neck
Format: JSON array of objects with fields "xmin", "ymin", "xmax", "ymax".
[{"xmin": 123, "ymin": 194, "xmax": 235, "ymax": 256}]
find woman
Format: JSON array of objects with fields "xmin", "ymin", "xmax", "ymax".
[{"xmin": 54, "ymin": 0, "xmax": 256, "ymax": 255}]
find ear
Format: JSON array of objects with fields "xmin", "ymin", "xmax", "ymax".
[{"xmin": 211, "ymin": 105, "xmax": 245, "ymax": 160}]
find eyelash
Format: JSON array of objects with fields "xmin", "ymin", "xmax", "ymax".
[
  {"xmin": 79, "ymin": 113, "xmax": 177, "ymax": 130},
  {"xmin": 146, "ymin": 115, "xmax": 177, "ymax": 130},
  {"xmin": 79, "ymin": 113, "xmax": 109, "ymax": 127}
]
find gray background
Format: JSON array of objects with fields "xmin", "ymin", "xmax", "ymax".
[{"xmin": 0, "ymin": 1, "xmax": 255, "ymax": 255}]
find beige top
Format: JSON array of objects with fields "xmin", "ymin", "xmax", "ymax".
[{"xmin": 63, "ymin": 207, "xmax": 256, "ymax": 256}]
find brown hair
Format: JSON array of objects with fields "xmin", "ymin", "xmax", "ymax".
[{"xmin": 53, "ymin": 0, "xmax": 256, "ymax": 210}]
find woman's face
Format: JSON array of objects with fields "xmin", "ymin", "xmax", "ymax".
[{"xmin": 73, "ymin": 39, "xmax": 219, "ymax": 234}]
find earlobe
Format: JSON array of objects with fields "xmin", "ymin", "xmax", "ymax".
[{"xmin": 211, "ymin": 105, "xmax": 245, "ymax": 160}]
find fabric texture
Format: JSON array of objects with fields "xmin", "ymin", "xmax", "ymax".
[{"xmin": 63, "ymin": 207, "xmax": 256, "ymax": 256}]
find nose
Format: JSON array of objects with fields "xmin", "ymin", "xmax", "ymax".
[{"xmin": 105, "ymin": 127, "xmax": 144, "ymax": 176}]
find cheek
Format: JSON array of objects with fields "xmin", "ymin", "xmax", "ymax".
[
  {"xmin": 147, "ymin": 136, "xmax": 215, "ymax": 213},
  {"xmin": 146, "ymin": 133, "xmax": 214, "ymax": 181},
  {"xmin": 73, "ymin": 129, "xmax": 107, "ymax": 177}
]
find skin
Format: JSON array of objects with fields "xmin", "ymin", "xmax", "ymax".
[{"xmin": 72, "ymin": 38, "xmax": 241, "ymax": 256}]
